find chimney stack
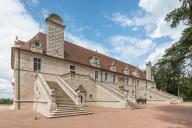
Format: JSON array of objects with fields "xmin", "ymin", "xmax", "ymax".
[
  {"xmin": 146, "ymin": 61, "xmax": 152, "ymax": 80},
  {"xmin": 45, "ymin": 13, "xmax": 64, "ymax": 59}
]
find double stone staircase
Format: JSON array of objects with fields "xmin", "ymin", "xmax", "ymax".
[
  {"xmin": 47, "ymin": 81, "xmax": 92, "ymax": 118},
  {"xmin": 35, "ymin": 73, "xmax": 92, "ymax": 118}
]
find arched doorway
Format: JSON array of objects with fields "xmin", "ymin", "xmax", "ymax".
[{"xmin": 75, "ymin": 85, "xmax": 87, "ymax": 106}]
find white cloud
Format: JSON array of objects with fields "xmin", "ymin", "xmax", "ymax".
[
  {"xmin": 108, "ymin": 0, "xmax": 187, "ymax": 68},
  {"xmin": 110, "ymin": 35, "xmax": 156, "ymax": 63},
  {"xmin": 31, "ymin": 0, "xmax": 38, "ymax": 4},
  {"xmin": 42, "ymin": 9, "xmax": 49, "ymax": 18},
  {"xmin": 145, "ymin": 41, "xmax": 174, "ymax": 65},
  {"xmin": 110, "ymin": 0, "xmax": 185, "ymax": 40},
  {"xmin": 110, "ymin": 12, "xmax": 154, "ymax": 29},
  {"xmin": 65, "ymin": 32, "xmax": 108, "ymax": 55},
  {"xmin": 0, "ymin": 79, "xmax": 12, "ymax": 98},
  {"xmin": 0, "ymin": 0, "xmax": 39, "ymax": 98}
]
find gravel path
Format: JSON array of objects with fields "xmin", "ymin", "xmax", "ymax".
[{"xmin": 0, "ymin": 103, "xmax": 191, "ymax": 128}]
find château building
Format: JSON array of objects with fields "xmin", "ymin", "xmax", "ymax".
[{"xmin": 11, "ymin": 13, "xmax": 182, "ymax": 117}]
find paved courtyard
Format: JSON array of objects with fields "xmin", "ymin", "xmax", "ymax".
[{"xmin": 0, "ymin": 103, "xmax": 192, "ymax": 128}]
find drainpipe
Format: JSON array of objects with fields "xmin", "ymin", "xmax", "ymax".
[
  {"xmin": 18, "ymin": 49, "xmax": 20, "ymax": 109},
  {"xmin": 101, "ymin": 69, "xmax": 103, "ymax": 83},
  {"xmin": 135, "ymin": 78, "xmax": 137, "ymax": 99}
]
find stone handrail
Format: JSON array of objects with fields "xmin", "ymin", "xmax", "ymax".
[
  {"xmin": 87, "ymin": 75, "xmax": 126, "ymax": 101},
  {"xmin": 37, "ymin": 73, "xmax": 53, "ymax": 100},
  {"xmin": 60, "ymin": 72, "xmax": 89, "ymax": 80},
  {"xmin": 105, "ymin": 82, "xmax": 135, "ymax": 101},
  {"xmin": 146, "ymin": 88, "xmax": 180, "ymax": 100},
  {"xmin": 60, "ymin": 72, "xmax": 71, "ymax": 79},
  {"xmin": 60, "ymin": 72, "xmax": 135, "ymax": 101},
  {"xmin": 56, "ymin": 75, "xmax": 80, "ymax": 106},
  {"xmin": 152, "ymin": 88, "xmax": 181, "ymax": 100}
]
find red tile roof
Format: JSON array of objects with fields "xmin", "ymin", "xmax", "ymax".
[{"xmin": 17, "ymin": 32, "xmax": 149, "ymax": 80}]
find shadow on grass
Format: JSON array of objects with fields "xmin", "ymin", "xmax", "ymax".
[{"xmin": 153, "ymin": 105, "xmax": 192, "ymax": 128}]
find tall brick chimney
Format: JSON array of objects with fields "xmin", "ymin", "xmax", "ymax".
[{"xmin": 45, "ymin": 13, "xmax": 64, "ymax": 59}]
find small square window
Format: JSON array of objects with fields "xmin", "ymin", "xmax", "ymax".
[
  {"xmin": 70, "ymin": 65, "xmax": 75, "ymax": 70},
  {"xmin": 34, "ymin": 41, "xmax": 40, "ymax": 48}
]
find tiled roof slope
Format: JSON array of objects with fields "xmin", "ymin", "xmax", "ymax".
[{"xmin": 17, "ymin": 32, "xmax": 149, "ymax": 80}]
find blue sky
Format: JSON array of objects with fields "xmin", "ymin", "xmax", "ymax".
[
  {"xmin": 23, "ymin": 0, "xmax": 184, "ymax": 66},
  {"xmin": 0, "ymin": 0, "xmax": 185, "ymax": 98}
]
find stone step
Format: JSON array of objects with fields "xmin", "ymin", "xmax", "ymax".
[
  {"xmin": 56, "ymin": 107, "xmax": 85, "ymax": 111},
  {"xmin": 56, "ymin": 100, "xmax": 73, "ymax": 102},
  {"xmin": 52, "ymin": 109, "xmax": 86, "ymax": 113},
  {"xmin": 49, "ymin": 112, "xmax": 93, "ymax": 118},
  {"xmin": 57, "ymin": 105, "xmax": 81, "ymax": 108},
  {"xmin": 50, "ymin": 111, "xmax": 91, "ymax": 116},
  {"xmin": 55, "ymin": 96, "xmax": 71, "ymax": 99},
  {"xmin": 56, "ymin": 102, "xmax": 75, "ymax": 105}
]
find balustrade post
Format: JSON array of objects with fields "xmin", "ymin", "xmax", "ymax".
[
  {"xmin": 124, "ymin": 92, "xmax": 128, "ymax": 101},
  {"xmin": 50, "ymin": 89, "xmax": 57, "ymax": 112},
  {"xmin": 76, "ymin": 94, "xmax": 82, "ymax": 107}
]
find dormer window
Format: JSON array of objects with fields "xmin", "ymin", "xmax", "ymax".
[
  {"xmin": 32, "ymin": 40, "xmax": 41, "ymax": 48},
  {"xmin": 31, "ymin": 40, "xmax": 43, "ymax": 53},
  {"xmin": 109, "ymin": 61, "xmax": 116, "ymax": 72},
  {"xmin": 94, "ymin": 56, "xmax": 99, "ymax": 65},
  {"xmin": 136, "ymin": 69, "xmax": 139, "ymax": 77},
  {"xmin": 123, "ymin": 65, "xmax": 129, "ymax": 75},
  {"xmin": 89, "ymin": 56, "xmax": 100, "ymax": 68},
  {"xmin": 34, "ymin": 41, "xmax": 40, "ymax": 47}
]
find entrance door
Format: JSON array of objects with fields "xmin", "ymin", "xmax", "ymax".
[
  {"xmin": 80, "ymin": 95, "xmax": 83, "ymax": 103},
  {"xmin": 75, "ymin": 85, "xmax": 87, "ymax": 106}
]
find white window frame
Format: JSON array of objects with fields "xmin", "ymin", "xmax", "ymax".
[
  {"xmin": 104, "ymin": 72, "xmax": 108, "ymax": 81},
  {"xmin": 34, "ymin": 58, "xmax": 41, "ymax": 72},
  {"xmin": 112, "ymin": 74, "xmax": 116, "ymax": 83},
  {"xmin": 95, "ymin": 70, "xmax": 99, "ymax": 80},
  {"xmin": 126, "ymin": 78, "xmax": 129, "ymax": 85}
]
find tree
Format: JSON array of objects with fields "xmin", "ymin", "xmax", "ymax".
[
  {"xmin": 153, "ymin": 0, "xmax": 192, "ymax": 100},
  {"xmin": 165, "ymin": 0, "xmax": 192, "ymax": 28}
]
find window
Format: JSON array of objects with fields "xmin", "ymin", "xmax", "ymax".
[
  {"xmin": 70, "ymin": 65, "xmax": 75, "ymax": 77},
  {"xmin": 34, "ymin": 41, "xmax": 40, "ymax": 48},
  {"xmin": 95, "ymin": 71, "xmax": 99, "ymax": 80},
  {"xmin": 132, "ymin": 78, "xmax": 134, "ymax": 85},
  {"xmin": 70, "ymin": 65, "xmax": 75, "ymax": 71},
  {"xmin": 145, "ymin": 82, "xmax": 148, "ymax": 88},
  {"xmin": 94, "ymin": 57, "xmax": 99, "ymax": 64},
  {"xmin": 137, "ymin": 80, "xmax": 139, "ymax": 86},
  {"xmin": 112, "ymin": 75, "xmax": 116, "ymax": 83},
  {"xmin": 126, "ymin": 78, "xmax": 129, "ymax": 85},
  {"xmin": 127, "ymin": 90, "xmax": 129, "ymax": 94},
  {"xmin": 132, "ymin": 91, "xmax": 134, "ymax": 96},
  {"xmin": 136, "ymin": 70, "xmax": 139, "ymax": 76},
  {"xmin": 33, "ymin": 58, "xmax": 41, "ymax": 72},
  {"xmin": 104, "ymin": 73, "xmax": 108, "ymax": 81}
]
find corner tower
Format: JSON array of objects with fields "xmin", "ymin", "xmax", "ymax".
[
  {"xmin": 146, "ymin": 61, "xmax": 152, "ymax": 80},
  {"xmin": 45, "ymin": 13, "xmax": 64, "ymax": 59}
]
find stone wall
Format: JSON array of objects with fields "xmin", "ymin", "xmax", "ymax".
[{"xmin": 12, "ymin": 48, "xmax": 155, "ymax": 109}]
